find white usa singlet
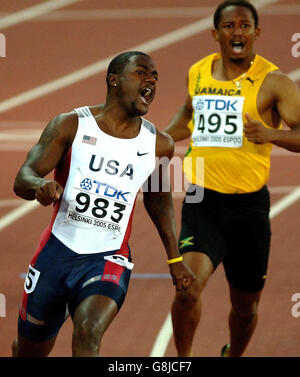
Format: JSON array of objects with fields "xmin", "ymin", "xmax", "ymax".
[{"xmin": 51, "ymin": 106, "xmax": 157, "ymax": 254}]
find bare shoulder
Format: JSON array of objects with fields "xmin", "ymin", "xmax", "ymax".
[
  {"xmin": 263, "ymin": 70, "xmax": 299, "ymax": 98},
  {"xmin": 19, "ymin": 110, "xmax": 79, "ymax": 177},
  {"xmin": 155, "ymin": 130, "xmax": 175, "ymax": 159},
  {"xmin": 39, "ymin": 110, "xmax": 78, "ymax": 146}
]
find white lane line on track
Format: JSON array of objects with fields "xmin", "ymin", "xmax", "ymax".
[
  {"xmin": 0, "ymin": 0, "xmax": 282, "ymax": 115},
  {"xmin": 0, "ymin": 121, "xmax": 45, "ymax": 128},
  {"xmin": 0, "ymin": 199, "xmax": 24, "ymax": 207},
  {"xmin": 1, "ymin": 5, "xmax": 300, "ymax": 21},
  {"xmin": 289, "ymin": 69, "xmax": 300, "ymax": 83},
  {"xmin": 0, "ymin": 0, "xmax": 82, "ymax": 30},
  {"xmin": 269, "ymin": 186, "xmax": 300, "ymax": 218},
  {"xmin": 0, "ymin": 128, "xmax": 42, "ymax": 141},
  {"xmin": 149, "ymin": 185, "xmax": 300, "ymax": 357},
  {"xmin": 9, "ymin": 7, "xmax": 214, "ymax": 21},
  {"xmin": 150, "ymin": 312, "xmax": 173, "ymax": 357},
  {"xmin": 0, "ymin": 201, "xmax": 39, "ymax": 232}
]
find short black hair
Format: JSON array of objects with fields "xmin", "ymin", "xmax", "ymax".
[
  {"xmin": 106, "ymin": 51, "xmax": 149, "ymax": 86},
  {"xmin": 213, "ymin": 0, "xmax": 259, "ymax": 29}
]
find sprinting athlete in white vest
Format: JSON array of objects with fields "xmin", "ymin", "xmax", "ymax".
[{"xmin": 12, "ymin": 51, "xmax": 195, "ymax": 357}]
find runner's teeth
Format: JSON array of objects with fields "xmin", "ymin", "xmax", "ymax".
[
  {"xmin": 140, "ymin": 88, "xmax": 152, "ymax": 103},
  {"xmin": 142, "ymin": 88, "xmax": 151, "ymax": 97},
  {"xmin": 232, "ymin": 42, "xmax": 243, "ymax": 52}
]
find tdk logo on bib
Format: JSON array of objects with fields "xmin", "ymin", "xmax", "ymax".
[
  {"xmin": 80, "ymin": 178, "xmax": 130, "ymax": 202},
  {"xmin": 80, "ymin": 178, "xmax": 93, "ymax": 190},
  {"xmin": 206, "ymin": 98, "xmax": 238, "ymax": 111},
  {"xmin": 193, "ymin": 97, "xmax": 240, "ymax": 112},
  {"xmin": 194, "ymin": 99, "xmax": 205, "ymax": 111}
]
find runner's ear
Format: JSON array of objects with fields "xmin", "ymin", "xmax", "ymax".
[
  {"xmin": 254, "ymin": 27, "xmax": 261, "ymax": 40},
  {"xmin": 211, "ymin": 28, "xmax": 219, "ymax": 42},
  {"xmin": 107, "ymin": 73, "xmax": 119, "ymax": 88}
]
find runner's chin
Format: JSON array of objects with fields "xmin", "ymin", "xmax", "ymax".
[{"xmin": 131, "ymin": 101, "xmax": 148, "ymax": 116}]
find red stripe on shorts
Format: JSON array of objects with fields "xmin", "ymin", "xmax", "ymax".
[
  {"xmin": 101, "ymin": 260, "xmax": 125, "ymax": 285},
  {"xmin": 118, "ymin": 198, "xmax": 137, "ymax": 258},
  {"xmin": 19, "ymin": 289, "xmax": 28, "ymax": 321}
]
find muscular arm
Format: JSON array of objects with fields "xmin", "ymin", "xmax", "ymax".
[
  {"xmin": 164, "ymin": 93, "xmax": 193, "ymax": 142},
  {"xmin": 143, "ymin": 131, "xmax": 195, "ymax": 290},
  {"xmin": 244, "ymin": 72, "xmax": 300, "ymax": 152},
  {"xmin": 14, "ymin": 112, "xmax": 77, "ymax": 205}
]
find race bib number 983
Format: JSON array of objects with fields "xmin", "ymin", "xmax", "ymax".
[
  {"xmin": 192, "ymin": 95, "xmax": 245, "ymax": 148},
  {"xmin": 66, "ymin": 171, "xmax": 133, "ymax": 232}
]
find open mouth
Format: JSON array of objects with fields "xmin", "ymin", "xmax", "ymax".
[
  {"xmin": 139, "ymin": 87, "xmax": 152, "ymax": 105},
  {"xmin": 232, "ymin": 41, "xmax": 244, "ymax": 53}
]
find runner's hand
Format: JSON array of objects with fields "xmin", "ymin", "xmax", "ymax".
[
  {"xmin": 169, "ymin": 261, "xmax": 195, "ymax": 291},
  {"xmin": 35, "ymin": 180, "xmax": 63, "ymax": 206},
  {"xmin": 244, "ymin": 112, "xmax": 275, "ymax": 144}
]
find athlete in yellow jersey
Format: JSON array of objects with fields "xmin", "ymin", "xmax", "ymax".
[
  {"xmin": 185, "ymin": 52, "xmax": 279, "ymax": 193},
  {"xmin": 165, "ymin": 0, "xmax": 300, "ymax": 357}
]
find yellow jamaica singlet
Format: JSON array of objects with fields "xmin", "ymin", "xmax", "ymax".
[{"xmin": 184, "ymin": 53, "xmax": 280, "ymax": 193}]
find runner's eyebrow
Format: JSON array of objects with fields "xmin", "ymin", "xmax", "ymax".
[{"xmin": 222, "ymin": 19, "xmax": 252, "ymax": 25}]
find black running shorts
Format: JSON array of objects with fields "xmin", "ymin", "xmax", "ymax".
[{"xmin": 179, "ymin": 185, "xmax": 271, "ymax": 292}]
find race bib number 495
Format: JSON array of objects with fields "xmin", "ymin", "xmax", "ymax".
[
  {"xmin": 192, "ymin": 95, "xmax": 245, "ymax": 148},
  {"xmin": 66, "ymin": 171, "xmax": 133, "ymax": 232}
]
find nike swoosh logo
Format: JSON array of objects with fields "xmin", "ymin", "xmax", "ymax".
[
  {"xmin": 246, "ymin": 77, "xmax": 260, "ymax": 86},
  {"xmin": 137, "ymin": 151, "xmax": 149, "ymax": 156}
]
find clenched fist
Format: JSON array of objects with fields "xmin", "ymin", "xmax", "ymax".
[
  {"xmin": 244, "ymin": 112, "xmax": 275, "ymax": 144},
  {"xmin": 35, "ymin": 179, "xmax": 64, "ymax": 206}
]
